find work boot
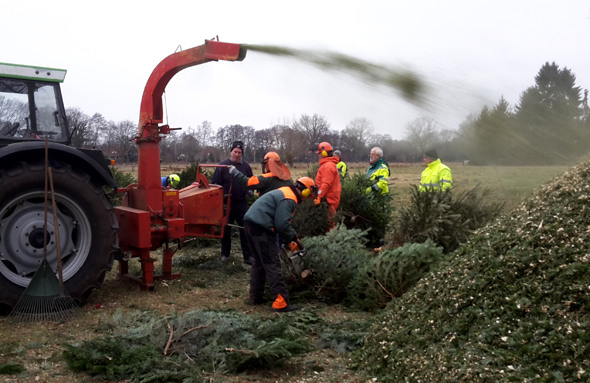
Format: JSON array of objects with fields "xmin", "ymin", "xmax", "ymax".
[
  {"xmin": 248, "ymin": 297, "xmax": 268, "ymax": 306},
  {"xmin": 243, "ymin": 257, "xmax": 255, "ymax": 265},
  {"xmin": 272, "ymin": 304, "xmax": 299, "ymax": 313},
  {"xmin": 221, "ymin": 255, "xmax": 230, "ymax": 262}
]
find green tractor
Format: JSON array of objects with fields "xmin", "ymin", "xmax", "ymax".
[{"xmin": 0, "ymin": 62, "xmax": 119, "ymax": 312}]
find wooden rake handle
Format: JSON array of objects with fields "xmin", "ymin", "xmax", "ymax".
[{"xmin": 47, "ymin": 167, "xmax": 65, "ymax": 288}]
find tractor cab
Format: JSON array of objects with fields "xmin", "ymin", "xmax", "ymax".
[{"xmin": 0, "ymin": 62, "xmax": 69, "ymax": 144}]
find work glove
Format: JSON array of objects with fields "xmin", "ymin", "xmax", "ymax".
[
  {"xmin": 366, "ymin": 184, "xmax": 379, "ymax": 194},
  {"xmin": 314, "ymin": 197, "xmax": 321, "ymax": 206},
  {"xmin": 228, "ymin": 165, "xmax": 239, "ymax": 176}
]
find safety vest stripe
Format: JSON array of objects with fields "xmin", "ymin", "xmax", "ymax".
[
  {"xmin": 247, "ymin": 176, "xmax": 261, "ymax": 186},
  {"xmin": 280, "ymin": 186, "xmax": 298, "ymax": 203},
  {"xmin": 440, "ymin": 179, "xmax": 452, "ymax": 184}
]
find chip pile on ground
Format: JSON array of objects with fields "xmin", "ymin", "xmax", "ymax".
[{"xmin": 358, "ymin": 160, "xmax": 590, "ymax": 382}]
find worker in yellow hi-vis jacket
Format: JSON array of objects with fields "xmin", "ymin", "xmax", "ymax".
[
  {"xmin": 333, "ymin": 150, "xmax": 347, "ymax": 180},
  {"xmin": 366, "ymin": 147, "xmax": 390, "ymax": 194},
  {"xmin": 419, "ymin": 148, "xmax": 452, "ymax": 192}
]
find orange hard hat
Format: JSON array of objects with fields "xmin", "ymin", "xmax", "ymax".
[
  {"xmin": 264, "ymin": 151, "xmax": 280, "ymax": 161},
  {"xmin": 296, "ymin": 177, "xmax": 317, "ymax": 197},
  {"xmin": 297, "ymin": 176, "xmax": 316, "ymax": 190},
  {"xmin": 316, "ymin": 142, "xmax": 333, "ymax": 153}
]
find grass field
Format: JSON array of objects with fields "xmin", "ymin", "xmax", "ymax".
[
  {"xmin": 0, "ymin": 162, "xmax": 571, "ymax": 382},
  {"xmin": 145, "ymin": 161, "xmax": 570, "ymax": 210}
]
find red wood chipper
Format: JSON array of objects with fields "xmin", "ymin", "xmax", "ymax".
[{"xmin": 115, "ymin": 40, "xmax": 247, "ymax": 290}]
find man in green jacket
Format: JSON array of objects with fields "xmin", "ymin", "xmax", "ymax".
[
  {"xmin": 366, "ymin": 147, "xmax": 390, "ymax": 194},
  {"xmin": 419, "ymin": 148, "xmax": 452, "ymax": 192},
  {"xmin": 228, "ymin": 151, "xmax": 293, "ymax": 196},
  {"xmin": 243, "ymin": 177, "xmax": 317, "ymax": 313}
]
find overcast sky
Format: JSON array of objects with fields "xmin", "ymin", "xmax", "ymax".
[{"xmin": 3, "ymin": 1, "xmax": 589, "ymax": 140}]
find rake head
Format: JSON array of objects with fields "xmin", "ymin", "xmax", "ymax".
[{"xmin": 8, "ymin": 259, "xmax": 78, "ymax": 323}]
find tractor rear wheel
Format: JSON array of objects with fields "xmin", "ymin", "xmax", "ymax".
[{"xmin": 0, "ymin": 161, "xmax": 119, "ymax": 313}]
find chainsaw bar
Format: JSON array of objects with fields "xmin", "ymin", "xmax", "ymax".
[{"xmin": 279, "ymin": 245, "xmax": 307, "ymax": 278}]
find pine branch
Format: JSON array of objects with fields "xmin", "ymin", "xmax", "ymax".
[
  {"xmin": 164, "ymin": 321, "xmax": 174, "ymax": 356},
  {"xmin": 316, "ymin": 252, "xmax": 347, "ymax": 295},
  {"xmin": 375, "ymin": 278, "xmax": 395, "ymax": 299},
  {"xmin": 181, "ymin": 323, "xmax": 211, "ymax": 338},
  {"xmin": 224, "ymin": 348, "xmax": 257, "ymax": 355}
]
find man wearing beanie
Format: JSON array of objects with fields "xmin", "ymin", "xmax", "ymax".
[
  {"xmin": 333, "ymin": 150, "xmax": 347, "ymax": 180},
  {"xmin": 419, "ymin": 148, "xmax": 452, "ymax": 192},
  {"xmin": 212, "ymin": 141, "xmax": 255, "ymax": 264}
]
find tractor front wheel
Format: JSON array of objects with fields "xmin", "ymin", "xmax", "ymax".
[{"xmin": 0, "ymin": 161, "xmax": 118, "ymax": 312}]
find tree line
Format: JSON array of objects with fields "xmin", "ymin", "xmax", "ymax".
[{"xmin": 66, "ymin": 62, "xmax": 590, "ymax": 166}]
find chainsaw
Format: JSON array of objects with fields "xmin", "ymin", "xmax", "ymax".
[{"xmin": 279, "ymin": 241, "xmax": 307, "ymax": 278}]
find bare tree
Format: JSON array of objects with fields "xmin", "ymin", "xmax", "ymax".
[
  {"xmin": 66, "ymin": 107, "xmax": 99, "ymax": 147},
  {"xmin": 195, "ymin": 120, "xmax": 214, "ymax": 147},
  {"xmin": 291, "ymin": 113, "xmax": 331, "ymax": 147},
  {"xmin": 0, "ymin": 95, "xmax": 28, "ymax": 124},
  {"xmin": 252, "ymin": 128, "xmax": 276, "ymax": 162},
  {"xmin": 109, "ymin": 120, "xmax": 137, "ymax": 162},
  {"xmin": 341, "ymin": 117, "xmax": 374, "ymax": 161},
  {"xmin": 94, "ymin": 113, "xmax": 114, "ymax": 148},
  {"xmin": 267, "ymin": 125, "xmax": 306, "ymax": 166},
  {"xmin": 403, "ymin": 117, "xmax": 440, "ymax": 157},
  {"xmin": 179, "ymin": 128, "xmax": 199, "ymax": 163},
  {"xmin": 159, "ymin": 130, "xmax": 177, "ymax": 162}
]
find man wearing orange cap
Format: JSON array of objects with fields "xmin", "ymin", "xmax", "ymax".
[
  {"xmin": 313, "ymin": 142, "xmax": 341, "ymax": 217},
  {"xmin": 228, "ymin": 151, "xmax": 293, "ymax": 195}
]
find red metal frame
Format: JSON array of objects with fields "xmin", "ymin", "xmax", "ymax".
[{"xmin": 114, "ymin": 40, "xmax": 245, "ymax": 290}]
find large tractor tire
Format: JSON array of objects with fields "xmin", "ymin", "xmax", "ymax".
[{"xmin": 0, "ymin": 161, "xmax": 119, "ymax": 313}]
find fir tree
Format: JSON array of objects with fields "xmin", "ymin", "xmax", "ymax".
[
  {"xmin": 338, "ymin": 173, "xmax": 393, "ymax": 247},
  {"xmin": 347, "ymin": 240, "xmax": 443, "ymax": 310},
  {"xmin": 63, "ymin": 309, "xmax": 313, "ymax": 382},
  {"xmin": 292, "ymin": 199, "xmax": 333, "ymax": 238},
  {"xmin": 287, "ymin": 225, "xmax": 370, "ymax": 302},
  {"xmin": 392, "ymin": 184, "xmax": 503, "ymax": 253},
  {"xmin": 515, "ymin": 62, "xmax": 586, "ymax": 163},
  {"xmin": 177, "ymin": 162, "xmax": 204, "ymax": 189},
  {"xmin": 106, "ymin": 166, "xmax": 137, "ymax": 206}
]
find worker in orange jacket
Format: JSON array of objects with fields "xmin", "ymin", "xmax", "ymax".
[{"xmin": 313, "ymin": 142, "xmax": 341, "ymax": 217}]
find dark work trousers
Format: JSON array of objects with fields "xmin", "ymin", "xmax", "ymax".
[
  {"xmin": 221, "ymin": 200, "xmax": 252, "ymax": 261},
  {"xmin": 244, "ymin": 221, "xmax": 289, "ymax": 306}
]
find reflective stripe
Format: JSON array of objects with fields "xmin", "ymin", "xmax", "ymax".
[
  {"xmin": 421, "ymin": 183, "xmax": 439, "ymax": 187},
  {"xmin": 280, "ymin": 186, "xmax": 298, "ymax": 203},
  {"xmin": 440, "ymin": 179, "xmax": 452, "ymax": 184},
  {"xmin": 247, "ymin": 176, "xmax": 261, "ymax": 186}
]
